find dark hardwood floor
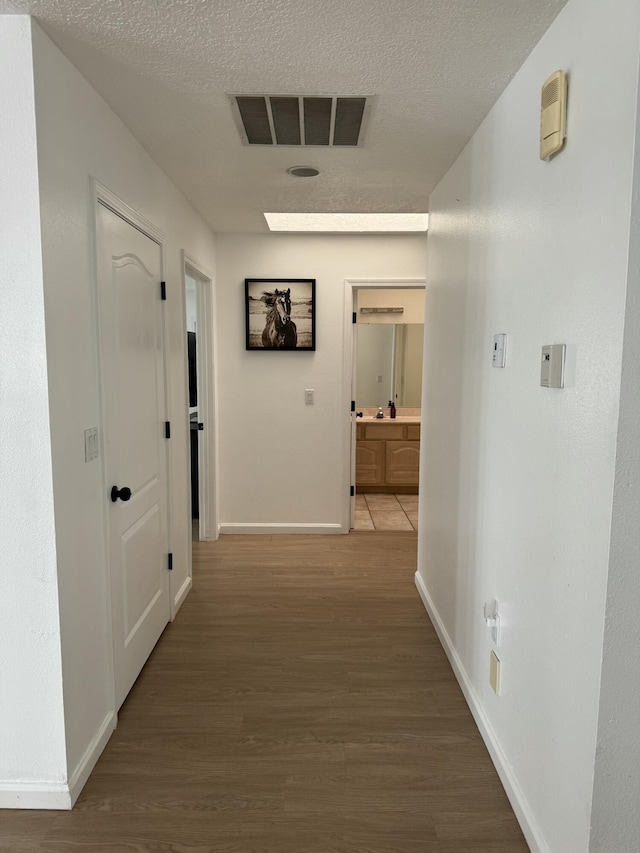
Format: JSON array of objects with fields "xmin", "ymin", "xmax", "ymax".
[{"xmin": 5, "ymin": 532, "xmax": 528, "ymax": 852}]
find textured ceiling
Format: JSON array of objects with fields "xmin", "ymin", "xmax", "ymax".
[{"xmin": 1, "ymin": 0, "xmax": 567, "ymax": 232}]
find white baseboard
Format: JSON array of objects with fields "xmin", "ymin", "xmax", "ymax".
[
  {"xmin": 173, "ymin": 575, "xmax": 192, "ymax": 616},
  {"xmin": 0, "ymin": 782, "xmax": 72, "ymax": 810},
  {"xmin": 219, "ymin": 523, "xmax": 345, "ymax": 535},
  {"xmin": 68, "ymin": 711, "xmax": 117, "ymax": 806},
  {"xmin": 414, "ymin": 572, "xmax": 548, "ymax": 853},
  {"xmin": 0, "ymin": 711, "xmax": 116, "ymax": 810}
]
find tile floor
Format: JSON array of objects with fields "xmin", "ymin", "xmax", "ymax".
[{"xmin": 354, "ymin": 493, "xmax": 418, "ymax": 531}]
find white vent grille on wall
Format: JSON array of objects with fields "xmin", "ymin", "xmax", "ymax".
[{"xmin": 229, "ymin": 94, "xmax": 373, "ymax": 147}]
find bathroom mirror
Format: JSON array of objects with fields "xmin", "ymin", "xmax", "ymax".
[{"xmin": 356, "ymin": 323, "xmax": 424, "ymax": 408}]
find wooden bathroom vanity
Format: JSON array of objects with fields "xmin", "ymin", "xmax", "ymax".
[{"xmin": 356, "ymin": 419, "xmax": 420, "ymax": 493}]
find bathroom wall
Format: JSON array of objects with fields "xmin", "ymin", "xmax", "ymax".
[{"xmin": 357, "ymin": 287, "xmax": 425, "ymax": 324}]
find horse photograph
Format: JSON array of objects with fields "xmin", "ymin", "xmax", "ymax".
[{"xmin": 245, "ymin": 278, "xmax": 316, "ymax": 350}]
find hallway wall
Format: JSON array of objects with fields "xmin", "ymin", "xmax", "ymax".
[
  {"xmin": 14, "ymin": 20, "xmax": 217, "ymax": 799},
  {"xmin": 215, "ymin": 234, "xmax": 426, "ymax": 532},
  {"xmin": 0, "ymin": 16, "xmax": 67, "ymax": 804},
  {"xmin": 590, "ymin": 55, "xmax": 640, "ymax": 851},
  {"xmin": 416, "ymin": 0, "xmax": 640, "ymax": 849}
]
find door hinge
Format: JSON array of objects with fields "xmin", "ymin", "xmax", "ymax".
[
  {"xmin": 160, "ymin": 281, "xmax": 167, "ymax": 301},
  {"xmin": 167, "ymin": 553, "xmax": 173, "ymax": 571},
  {"xmin": 165, "ymin": 421, "xmax": 171, "ymax": 439},
  {"xmin": 351, "ymin": 400, "xmax": 355, "ymax": 412},
  {"xmin": 352, "ymin": 311, "xmax": 357, "ymax": 324},
  {"xmin": 350, "ymin": 486, "xmax": 355, "ymax": 497}
]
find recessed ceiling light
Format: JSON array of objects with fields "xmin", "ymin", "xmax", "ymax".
[
  {"xmin": 264, "ymin": 213, "xmax": 429, "ymax": 232},
  {"xmin": 286, "ymin": 166, "xmax": 320, "ymax": 178}
]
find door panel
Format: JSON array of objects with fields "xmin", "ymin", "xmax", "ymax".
[
  {"xmin": 356, "ymin": 440, "xmax": 384, "ymax": 485},
  {"xmin": 97, "ymin": 202, "xmax": 170, "ymax": 709},
  {"xmin": 121, "ymin": 504, "xmax": 163, "ymax": 644},
  {"xmin": 385, "ymin": 441, "xmax": 420, "ymax": 485}
]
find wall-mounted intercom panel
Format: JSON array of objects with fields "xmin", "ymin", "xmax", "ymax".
[{"xmin": 540, "ymin": 70, "xmax": 567, "ymax": 160}]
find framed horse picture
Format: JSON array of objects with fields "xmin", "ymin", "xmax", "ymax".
[{"xmin": 245, "ymin": 278, "xmax": 316, "ymax": 351}]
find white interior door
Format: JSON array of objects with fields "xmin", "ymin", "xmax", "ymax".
[{"xmin": 97, "ymin": 202, "xmax": 171, "ymax": 709}]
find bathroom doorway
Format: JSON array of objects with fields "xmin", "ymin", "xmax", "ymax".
[{"xmin": 343, "ymin": 279, "xmax": 426, "ymax": 532}]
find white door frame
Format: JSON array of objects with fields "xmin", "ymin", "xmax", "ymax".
[
  {"xmin": 182, "ymin": 252, "xmax": 218, "ymax": 547},
  {"xmin": 342, "ymin": 278, "xmax": 426, "ymax": 530},
  {"xmin": 91, "ymin": 179, "xmax": 173, "ymax": 711}
]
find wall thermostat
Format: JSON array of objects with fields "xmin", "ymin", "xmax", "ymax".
[
  {"xmin": 492, "ymin": 334, "xmax": 507, "ymax": 368},
  {"xmin": 541, "ymin": 344, "xmax": 565, "ymax": 388}
]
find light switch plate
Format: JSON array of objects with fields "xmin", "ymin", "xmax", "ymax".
[
  {"xmin": 541, "ymin": 344, "xmax": 565, "ymax": 388},
  {"xmin": 84, "ymin": 427, "xmax": 99, "ymax": 462},
  {"xmin": 305, "ymin": 389, "xmax": 314, "ymax": 405}
]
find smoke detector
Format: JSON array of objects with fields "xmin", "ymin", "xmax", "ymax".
[
  {"xmin": 229, "ymin": 94, "xmax": 373, "ymax": 147},
  {"xmin": 286, "ymin": 166, "xmax": 320, "ymax": 178}
]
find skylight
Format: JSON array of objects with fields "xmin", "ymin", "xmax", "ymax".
[{"xmin": 263, "ymin": 213, "xmax": 429, "ymax": 232}]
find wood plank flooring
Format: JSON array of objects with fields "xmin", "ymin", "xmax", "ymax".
[{"xmin": 5, "ymin": 532, "xmax": 528, "ymax": 852}]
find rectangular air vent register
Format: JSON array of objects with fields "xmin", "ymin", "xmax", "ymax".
[{"xmin": 229, "ymin": 94, "xmax": 373, "ymax": 147}]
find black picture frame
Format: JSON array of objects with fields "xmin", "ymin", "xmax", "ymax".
[{"xmin": 245, "ymin": 278, "xmax": 316, "ymax": 351}]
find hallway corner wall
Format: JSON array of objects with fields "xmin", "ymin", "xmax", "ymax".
[
  {"xmin": 416, "ymin": 0, "xmax": 640, "ymax": 849},
  {"xmin": 589, "ymin": 42, "xmax": 640, "ymax": 851},
  {"xmin": 0, "ymin": 16, "xmax": 68, "ymax": 804},
  {"xmin": 29, "ymin": 20, "xmax": 217, "ymax": 793}
]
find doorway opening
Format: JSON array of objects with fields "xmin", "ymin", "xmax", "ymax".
[
  {"xmin": 343, "ymin": 279, "xmax": 426, "ymax": 532},
  {"xmin": 183, "ymin": 256, "xmax": 217, "ymax": 547}
]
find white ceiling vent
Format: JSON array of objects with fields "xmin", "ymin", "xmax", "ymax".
[{"xmin": 229, "ymin": 94, "xmax": 373, "ymax": 147}]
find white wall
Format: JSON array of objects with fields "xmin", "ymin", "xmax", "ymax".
[
  {"xmin": 589, "ymin": 62, "xmax": 640, "ymax": 852},
  {"xmin": 357, "ymin": 288, "xmax": 425, "ymax": 324},
  {"xmin": 185, "ymin": 274, "xmax": 198, "ymax": 333},
  {"xmin": 416, "ymin": 0, "xmax": 640, "ymax": 850},
  {"xmin": 0, "ymin": 17, "xmax": 67, "ymax": 805},
  {"xmin": 24, "ymin": 20, "xmax": 217, "ymax": 799},
  {"xmin": 401, "ymin": 324, "xmax": 424, "ymax": 407},
  {"xmin": 215, "ymin": 234, "xmax": 426, "ymax": 532}
]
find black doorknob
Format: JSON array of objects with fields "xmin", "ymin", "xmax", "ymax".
[
  {"xmin": 356, "ymin": 411, "xmax": 363, "ymax": 418},
  {"xmin": 111, "ymin": 486, "xmax": 132, "ymax": 503}
]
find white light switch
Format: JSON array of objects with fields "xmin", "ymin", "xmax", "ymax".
[
  {"xmin": 541, "ymin": 344, "xmax": 566, "ymax": 388},
  {"xmin": 305, "ymin": 389, "xmax": 314, "ymax": 405},
  {"xmin": 84, "ymin": 427, "xmax": 99, "ymax": 462}
]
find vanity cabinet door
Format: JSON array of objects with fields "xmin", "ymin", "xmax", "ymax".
[
  {"xmin": 386, "ymin": 441, "xmax": 420, "ymax": 485},
  {"xmin": 356, "ymin": 440, "xmax": 384, "ymax": 485}
]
